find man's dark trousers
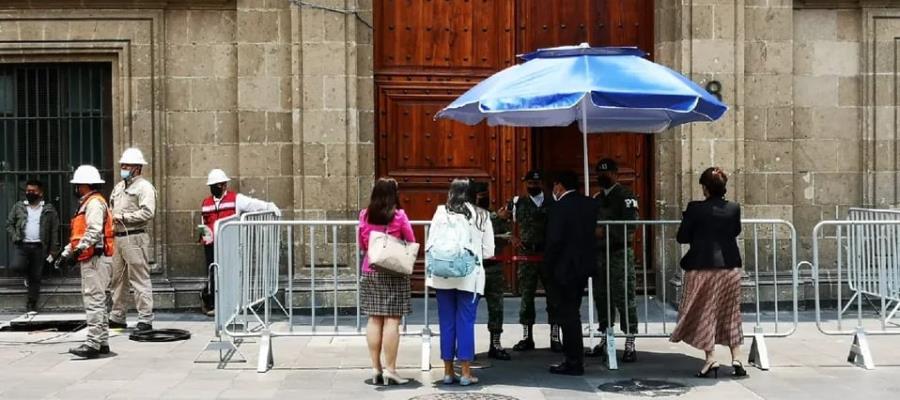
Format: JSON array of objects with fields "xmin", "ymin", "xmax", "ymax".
[
  {"xmin": 15, "ymin": 243, "xmax": 45, "ymax": 305},
  {"xmin": 555, "ymin": 275, "xmax": 589, "ymax": 366}
]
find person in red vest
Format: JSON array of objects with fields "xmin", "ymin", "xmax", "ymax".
[
  {"xmin": 55, "ymin": 165, "xmax": 116, "ymax": 359},
  {"xmin": 199, "ymin": 168, "xmax": 279, "ymax": 316}
]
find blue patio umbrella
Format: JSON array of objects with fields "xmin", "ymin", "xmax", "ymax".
[{"xmin": 436, "ymin": 44, "xmax": 727, "ymax": 193}]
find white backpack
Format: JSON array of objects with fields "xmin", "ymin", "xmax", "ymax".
[{"xmin": 425, "ymin": 207, "xmax": 477, "ymax": 278}]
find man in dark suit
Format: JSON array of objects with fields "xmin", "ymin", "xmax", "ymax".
[{"xmin": 543, "ymin": 171, "xmax": 597, "ymax": 375}]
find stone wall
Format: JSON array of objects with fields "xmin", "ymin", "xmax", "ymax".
[{"xmin": 0, "ymin": 0, "xmax": 374, "ymax": 309}]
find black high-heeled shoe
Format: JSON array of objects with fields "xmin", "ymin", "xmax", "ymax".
[
  {"xmin": 695, "ymin": 362, "xmax": 720, "ymax": 378},
  {"xmin": 732, "ymin": 360, "xmax": 748, "ymax": 377}
]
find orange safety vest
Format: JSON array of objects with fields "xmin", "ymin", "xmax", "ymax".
[
  {"xmin": 200, "ymin": 191, "xmax": 237, "ymax": 245},
  {"xmin": 69, "ymin": 192, "xmax": 115, "ymax": 262}
]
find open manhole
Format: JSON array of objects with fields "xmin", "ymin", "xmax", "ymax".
[
  {"xmin": 410, "ymin": 394, "xmax": 519, "ymax": 400},
  {"xmin": 597, "ymin": 379, "xmax": 689, "ymax": 397},
  {"xmin": 0, "ymin": 313, "xmax": 86, "ymax": 332}
]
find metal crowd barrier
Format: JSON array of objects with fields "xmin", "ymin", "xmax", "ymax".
[
  {"xmin": 806, "ymin": 217, "xmax": 900, "ymax": 369},
  {"xmin": 197, "ymin": 211, "xmax": 282, "ymax": 366},
  {"xmin": 845, "ymin": 208, "xmax": 900, "ymax": 323},
  {"xmin": 204, "ymin": 220, "xmax": 438, "ymax": 372},
  {"xmin": 200, "ymin": 217, "xmax": 798, "ymax": 373},
  {"xmin": 584, "ymin": 219, "xmax": 798, "ymax": 371}
]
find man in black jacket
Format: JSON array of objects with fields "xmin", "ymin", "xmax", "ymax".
[
  {"xmin": 544, "ymin": 171, "xmax": 597, "ymax": 375},
  {"xmin": 5, "ymin": 180, "xmax": 60, "ymax": 312}
]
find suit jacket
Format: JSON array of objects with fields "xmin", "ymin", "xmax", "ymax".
[
  {"xmin": 544, "ymin": 191, "xmax": 597, "ymax": 286},
  {"xmin": 676, "ymin": 197, "xmax": 742, "ymax": 270}
]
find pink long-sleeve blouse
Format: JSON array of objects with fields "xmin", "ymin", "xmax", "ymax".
[{"xmin": 358, "ymin": 208, "xmax": 416, "ymax": 273}]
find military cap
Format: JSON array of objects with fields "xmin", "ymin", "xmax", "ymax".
[
  {"xmin": 596, "ymin": 158, "xmax": 618, "ymax": 172},
  {"xmin": 522, "ymin": 169, "xmax": 542, "ymax": 181}
]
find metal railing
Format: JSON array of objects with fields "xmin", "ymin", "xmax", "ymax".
[
  {"xmin": 201, "ymin": 217, "xmax": 799, "ymax": 373},
  {"xmin": 583, "ymin": 219, "xmax": 798, "ymax": 370},
  {"xmin": 209, "ymin": 219, "xmax": 438, "ymax": 372},
  {"xmin": 844, "ymin": 208, "xmax": 900, "ymax": 322},
  {"xmin": 806, "ymin": 218, "xmax": 900, "ymax": 369}
]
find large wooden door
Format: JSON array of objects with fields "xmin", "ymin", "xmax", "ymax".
[{"xmin": 374, "ymin": 0, "xmax": 655, "ymax": 292}]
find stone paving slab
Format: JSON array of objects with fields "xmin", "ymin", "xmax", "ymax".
[{"xmin": 0, "ymin": 311, "xmax": 899, "ymax": 399}]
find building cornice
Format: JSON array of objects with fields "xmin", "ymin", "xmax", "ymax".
[
  {"xmin": 795, "ymin": 0, "xmax": 897, "ymax": 9},
  {"xmin": 0, "ymin": 0, "xmax": 235, "ymax": 10}
]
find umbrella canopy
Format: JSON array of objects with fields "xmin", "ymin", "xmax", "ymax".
[
  {"xmin": 437, "ymin": 45, "xmax": 726, "ymax": 133},
  {"xmin": 435, "ymin": 44, "xmax": 728, "ymax": 193}
]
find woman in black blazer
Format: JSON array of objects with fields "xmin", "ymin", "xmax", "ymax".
[{"xmin": 670, "ymin": 167, "xmax": 747, "ymax": 378}]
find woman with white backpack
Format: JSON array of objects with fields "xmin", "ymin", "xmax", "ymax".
[{"xmin": 426, "ymin": 179, "xmax": 495, "ymax": 386}]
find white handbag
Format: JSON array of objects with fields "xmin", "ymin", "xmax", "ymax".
[{"xmin": 367, "ymin": 230, "xmax": 419, "ymax": 275}]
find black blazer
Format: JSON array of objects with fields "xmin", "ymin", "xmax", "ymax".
[
  {"xmin": 676, "ymin": 197, "xmax": 742, "ymax": 270},
  {"xmin": 544, "ymin": 191, "xmax": 597, "ymax": 286}
]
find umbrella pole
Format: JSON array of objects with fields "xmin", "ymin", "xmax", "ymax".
[
  {"xmin": 581, "ymin": 99, "xmax": 596, "ymax": 350},
  {"xmin": 581, "ymin": 101, "xmax": 590, "ymax": 195}
]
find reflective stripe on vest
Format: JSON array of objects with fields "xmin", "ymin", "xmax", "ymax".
[{"xmin": 201, "ymin": 191, "xmax": 237, "ymax": 244}]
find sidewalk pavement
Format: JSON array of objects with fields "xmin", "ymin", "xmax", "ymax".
[{"xmin": 0, "ymin": 308, "xmax": 898, "ymax": 399}]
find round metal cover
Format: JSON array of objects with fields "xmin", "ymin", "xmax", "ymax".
[
  {"xmin": 409, "ymin": 394, "xmax": 519, "ymax": 400},
  {"xmin": 597, "ymin": 379, "xmax": 689, "ymax": 397}
]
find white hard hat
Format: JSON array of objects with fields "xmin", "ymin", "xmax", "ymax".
[
  {"xmin": 119, "ymin": 147, "xmax": 148, "ymax": 165},
  {"xmin": 206, "ymin": 169, "xmax": 231, "ymax": 185},
  {"xmin": 70, "ymin": 165, "xmax": 105, "ymax": 184}
]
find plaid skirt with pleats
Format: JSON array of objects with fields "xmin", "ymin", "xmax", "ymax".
[
  {"xmin": 670, "ymin": 268, "xmax": 744, "ymax": 351},
  {"xmin": 360, "ymin": 270, "xmax": 411, "ymax": 316}
]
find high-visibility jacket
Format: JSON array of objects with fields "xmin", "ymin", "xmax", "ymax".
[
  {"xmin": 69, "ymin": 192, "xmax": 115, "ymax": 262},
  {"xmin": 200, "ymin": 191, "xmax": 237, "ymax": 245}
]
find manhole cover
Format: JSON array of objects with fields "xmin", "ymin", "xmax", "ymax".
[
  {"xmin": 410, "ymin": 394, "xmax": 519, "ymax": 400},
  {"xmin": 597, "ymin": 379, "xmax": 689, "ymax": 397}
]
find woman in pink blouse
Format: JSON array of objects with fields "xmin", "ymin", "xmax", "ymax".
[{"xmin": 358, "ymin": 178, "xmax": 416, "ymax": 386}]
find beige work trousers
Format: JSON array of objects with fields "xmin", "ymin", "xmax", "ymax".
[
  {"xmin": 81, "ymin": 255, "xmax": 111, "ymax": 349},
  {"xmin": 109, "ymin": 233, "xmax": 154, "ymax": 324}
]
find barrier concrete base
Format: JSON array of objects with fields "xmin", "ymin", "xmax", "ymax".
[
  {"xmin": 421, "ymin": 327, "xmax": 432, "ymax": 371},
  {"xmin": 748, "ymin": 333, "xmax": 770, "ymax": 370},
  {"xmin": 258, "ymin": 331, "xmax": 274, "ymax": 373},
  {"xmin": 848, "ymin": 329, "xmax": 875, "ymax": 370},
  {"xmin": 606, "ymin": 331, "xmax": 618, "ymax": 370}
]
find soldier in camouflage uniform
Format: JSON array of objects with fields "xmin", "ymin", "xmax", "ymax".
[
  {"xmin": 469, "ymin": 181, "xmax": 512, "ymax": 360},
  {"xmin": 586, "ymin": 158, "xmax": 639, "ymax": 362},
  {"xmin": 497, "ymin": 170, "xmax": 562, "ymax": 353}
]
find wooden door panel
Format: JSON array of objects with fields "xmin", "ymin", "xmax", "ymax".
[
  {"xmin": 374, "ymin": 0, "xmax": 655, "ymax": 293},
  {"xmin": 375, "ymin": 0, "xmax": 515, "ymax": 73}
]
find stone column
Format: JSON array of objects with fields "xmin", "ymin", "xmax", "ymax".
[{"xmin": 236, "ymin": 0, "xmax": 294, "ymax": 211}]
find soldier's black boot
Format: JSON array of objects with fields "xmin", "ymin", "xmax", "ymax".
[
  {"xmin": 549, "ymin": 324, "xmax": 563, "ymax": 353},
  {"xmin": 488, "ymin": 332, "xmax": 511, "ymax": 360},
  {"xmin": 585, "ymin": 335, "xmax": 607, "ymax": 358},
  {"xmin": 622, "ymin": 336, "xmax": 637, "ymax": 362},
  {"xmin": 513, "ymin": 325, "xmax": 535, "ymax": 351}
]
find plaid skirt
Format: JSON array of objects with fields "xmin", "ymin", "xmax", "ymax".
[
  {"xmin": 670, "ymin": 268, "xmax": 744, "ymax": 351},
  {"xmin": 360, "ymin": 270, "xmax": 411, "ymax": 316}
]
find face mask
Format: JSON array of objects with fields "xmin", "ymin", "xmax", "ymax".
[
  {"xmin": 210, "ymin": 185, "xmax": 224, "ymax": 198},
  {"xmin": 25, "ymin": 193, "xmax": 40, "ymax": 203},
  {"xmin": 120, "ymin": 169, "xmax": 132, "ymax": 180},
  {"xmin": 526, "ymin": 187, "xmax": 542, "ymax": 197},
  {"xmin": 597, "ymin": 175, "xmax": 614, "ymax": 189}
]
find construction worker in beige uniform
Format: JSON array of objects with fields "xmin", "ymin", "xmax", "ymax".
[
  {"xmin": 108, "ymin": 148, "xmax": 157, "ymax": 332},
  {"xmin": 55, "ymin": 165, "xmax": 116, "ymax": 358}
]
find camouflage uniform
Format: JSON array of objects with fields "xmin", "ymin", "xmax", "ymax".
[
  {"xmin": 593, "ymin": 184, "xmax": 639, "ymax": 335},
  {"xmin": 513, "ymin": 195, "xmax": 554, "ymax": 325},
  {"xmin": 485, "ymin": 213, "xmax": 510, "ymax": 334}
]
